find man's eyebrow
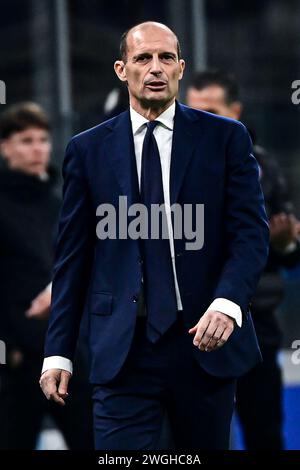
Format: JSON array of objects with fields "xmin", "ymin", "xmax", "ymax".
[
  {"xmin": 159, "ymin": 51, "xmax": 177, "ymax": 57},
  {"xmin": 132, "ymin": 52, "xmax": 152, "ymax": 61},
  {"xmin": 132, "ymin": 51, "xmax": 177, "ymax": 61}
]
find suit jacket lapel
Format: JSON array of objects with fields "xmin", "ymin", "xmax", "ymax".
[
  {"xmin": 103, "ymin": 110, "xmax": 140, "ymax": 207},
  {"xmin": 170, "ymin": 102, "xmax": 198, "ymax": 206}
]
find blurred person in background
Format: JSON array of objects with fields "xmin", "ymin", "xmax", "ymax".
[
  {"xmin": 102, "ymin": 83, "xmax": 129, "ymax": 121},
  {"xmin": 0, "ymin": 102, "xmax": 93, "ymax": 449},
  {"xmin": 186, "ymin": 70, "xmax": 300, "ymax": 449},
  {"xmin": 79, "ymin": 83, "xmax": 129, "ymax": 131}
]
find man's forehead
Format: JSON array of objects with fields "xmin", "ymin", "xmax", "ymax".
[{"xmin": 127, "ymin": 28, "xmax": 177, "ymax": 53}]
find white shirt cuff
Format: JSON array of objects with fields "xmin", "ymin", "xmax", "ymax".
[
  {"xmin": 42, "ymin": 356, "xmax": 73, "ymax": 374},
  {"xmin": 208, "ymin": 298, "xmax": 242, "ymax": 327}
]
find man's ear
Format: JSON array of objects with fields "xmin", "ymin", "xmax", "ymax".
[
  {"xmin": 114, "ymin": 60, "xmax": 127, "ymax": 82},
  {"xmin": 178, "ymin": 59, "xmax": 185, "ymax": 81}
]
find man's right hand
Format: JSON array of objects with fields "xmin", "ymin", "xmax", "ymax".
[{"xmin": 39, "ymin": 369, "xmax": 71, "ymax": 406}]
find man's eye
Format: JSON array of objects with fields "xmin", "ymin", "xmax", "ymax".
[
  {"xmin": 137, "ymin": 56, "xmax": 149, "ymax": 62},
  {"xmin": 162, "ymin": 55, "xmax": 175, "ymax": 61}
]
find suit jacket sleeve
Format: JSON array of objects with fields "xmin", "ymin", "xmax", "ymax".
[
  {"xmin": 44, "ymin": 138, "xmax": 95, "ymax": 360},
  {"xmin": 213, "ymin": 122, "xmax": 269, "ymax": 315}
]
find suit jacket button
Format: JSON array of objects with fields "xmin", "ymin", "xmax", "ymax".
[{"xmin": 132, "ymin": 295, "xmax": 138, "ymax": 303}]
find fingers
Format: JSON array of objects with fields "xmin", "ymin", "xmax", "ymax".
[
  {"xmin": 205, "ymin": 325, "xmax": 224, "ymax": 351},
  {"xmin": 190, "ymin": 310, "xmax": 235, "ymax": 352},
  {"xmin": 39, "ymin": 369, "xmax": 70, "ymax": 406},
  {"xmin": 58, "ymin": 371, "xmax": 71, "ymax": 397},
  {"xmin": 43, "ymin": 375, "xmax": 66, "ymax": 406},
  {"xmin": 50, "ymin": 391, "xmax": 66, "ymax": 406},
  {"xmin": 218, "ymin": 325, "xmax": 234, "ymax": 345},
  {"xmin": 197, "ymin": 322, "xmax": 216, "ymax": 351},
  {"xmin": 188, "ymin": 325, "xmax": 198, "ymax": 334},
  {"xmin": 191, "ymin": 317, "xmax": 210, "ymax": 349}
]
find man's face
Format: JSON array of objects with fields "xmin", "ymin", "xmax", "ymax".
[
  {"xmin": 186, "ymin": 84, "xmax": 241, "ymax": 119},
  {"xmin": 115, "ymin": 25, "xmax": 185, "ymax": 111},
  {"xmin": 1, "ymin": 127, "xmax": 51, "ymax": 176}
]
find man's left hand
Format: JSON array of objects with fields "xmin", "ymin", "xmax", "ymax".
[{"xmin": 188, "ymin": 310, "xmax": 235, "ymax": 352}]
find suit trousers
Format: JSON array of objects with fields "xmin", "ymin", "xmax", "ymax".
[{"xmin": 92, "ymin": 312, "xmax": 236, "ymax": 450}]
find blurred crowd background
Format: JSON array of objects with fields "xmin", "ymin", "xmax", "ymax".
[{"xmin": 0, "ymin": 0, "xmax": 300, "ymax": 451}]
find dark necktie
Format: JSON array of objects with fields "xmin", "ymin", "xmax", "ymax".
[{"xmin": 140, "ymin": 121, "xmax": 177, "ymax": 343}]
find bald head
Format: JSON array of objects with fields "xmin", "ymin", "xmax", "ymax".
[
  {"xmin": 120, "ymin": 21, "xmax": 181, "ymax": 63},
  {"xmin": 114, "ymin": 21, "xmax": 185, "ymax": 117}
]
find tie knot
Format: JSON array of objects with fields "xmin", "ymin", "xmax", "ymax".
[{"xmin": 146, "ymin": 120, "xmax": 159, "ymax": 134}]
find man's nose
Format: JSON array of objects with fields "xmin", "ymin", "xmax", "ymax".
[{"xmin": 149, "ymin": 56, "xmax": 163, "ymax": 75}]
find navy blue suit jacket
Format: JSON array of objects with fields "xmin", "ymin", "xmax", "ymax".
[{"xmin": 44, "ymin": 102, "xmax": 269, "ymax": 383}]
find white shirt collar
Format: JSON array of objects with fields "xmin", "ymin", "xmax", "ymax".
[{"xmin": 130, "ymin": 101, "xmax": 176, "ymax": 135}]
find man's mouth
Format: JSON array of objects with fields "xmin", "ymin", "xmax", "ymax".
[{"xmin": 145, "ymin": 81, "xmax": 167, "ymax": 91}]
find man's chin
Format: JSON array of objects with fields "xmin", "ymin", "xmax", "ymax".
[{"xmin": 140, "ymin": 94, "xmax": 173, "ymax": 109}]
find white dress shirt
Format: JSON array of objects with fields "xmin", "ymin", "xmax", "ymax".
[{"xmin": 42, "ymin": 101, "xmax": 242, "ymax": 375}]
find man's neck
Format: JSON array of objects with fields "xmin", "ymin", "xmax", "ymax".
[{"xmin": 130, "ymin": 98, "xmax": 175, "ymax": 121}]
